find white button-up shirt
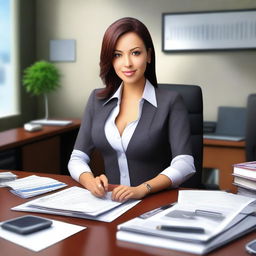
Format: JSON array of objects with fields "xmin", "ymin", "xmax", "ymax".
[{"xmin": 68, "ymin": 80, "xmax": 195, "ymax": 187}]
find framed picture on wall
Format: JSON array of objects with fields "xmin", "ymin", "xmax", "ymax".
[{"xmin": 162, "ymin": 9, "xmax": 256, "ymax": 52}]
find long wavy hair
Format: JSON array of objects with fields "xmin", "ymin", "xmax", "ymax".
[{"xmin": 98, "ymin": 17, "xmax": 157, "ymax": 99}]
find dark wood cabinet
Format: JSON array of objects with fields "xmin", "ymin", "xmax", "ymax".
[{"xmin": 0, "ymin": 119, "xmax": 80, "ymax": 174}]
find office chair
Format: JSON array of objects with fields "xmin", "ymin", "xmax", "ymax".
[
  {"xmin": 245, "ymin": 94, "xmax": 256, "ymax": 161},
  {"xmin": 158, "ymin": 83, "xmax": 203, "ymax": 188}
]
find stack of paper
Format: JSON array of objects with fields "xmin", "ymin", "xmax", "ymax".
[
  {"xmin": 12, "ymin": 186, "xmax": 141, "ymax": 222},
  {"xmin": 2, "ymin": 175, "xmax": 67, "ymax": 198},
  {"xmin": 233, "ymin": 161, "xmax": 256, "ymax": 198},
  {"xmin": 28, "ymin": 186, "xmax": 124, "ymax": 216},
  {"xmin": 0, "ymin": 172, "xmax": 17, "ymax": 187},
  {"xmin": 116, "ymin": 190, "xmax": 256, "ymax": 255}
]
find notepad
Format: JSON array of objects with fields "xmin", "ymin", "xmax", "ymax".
[{"xmin": 2, "ymin": 175, "xmax": 67, "ymax": 198}]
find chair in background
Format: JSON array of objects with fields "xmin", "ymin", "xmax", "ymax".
[
  {"xmin": 158, "ymin": 83, "xmax": 203, "ymax": 188},
  {"xmin": 245, "ymin": 94, "xmax": 256, "ymax": 161}
]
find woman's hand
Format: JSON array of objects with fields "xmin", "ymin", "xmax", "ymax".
[
  {"xmin": 111, "ymin": 184, "xmax": 148, "ymax": 202},
  {"xmin": 79, "ymin": 172, "xmax": 108, "ymax": 198}
]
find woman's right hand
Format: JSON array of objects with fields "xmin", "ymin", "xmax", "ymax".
[{"xmin": 79, "ymin": 172, "xmax": 108, "ymax": 198}]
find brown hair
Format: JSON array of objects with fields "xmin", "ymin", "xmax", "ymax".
[{"xmin": 98, "ymin": 17, "xmax": 157, "ymax": 99}]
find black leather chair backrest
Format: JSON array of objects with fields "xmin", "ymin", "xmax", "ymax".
[
  {"xmin": 245, "ymin": 94, "xmax": 256, "ymax": 161},
  {"xmin": 158, "ymin": 83, "xmax": 203, "ymax": 188}
]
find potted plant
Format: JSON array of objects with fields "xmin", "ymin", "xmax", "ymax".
[{"xmin": 22, "ymin": 60, "xmax": 63, "ymax": 124}]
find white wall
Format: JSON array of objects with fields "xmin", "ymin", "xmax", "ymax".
[{"xmin": 36, "ymin": 0, "xmax": 256, "ymax": 121}]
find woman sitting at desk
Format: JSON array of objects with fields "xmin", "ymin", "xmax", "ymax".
[{"xmin": 68, "ymin": 17, "xmax": 195, "ymax": 201}]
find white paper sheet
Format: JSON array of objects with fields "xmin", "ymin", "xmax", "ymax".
[
  {"xmin": 117, "ymin": 214, "xmax": 256, "ymax": 255},
  {"xmin": 0, "ymin": 218, "xmax": 86, "ymax": 252},
  {"xmin": 1, "ymin": 175, "xmax": 67, "ymax": 198},
  {"xmin": 12, "ymin": 199, "xmax": 140, "ymax": 222},
  {"xmin": 29, "ymin": 186, "xmax": 123, "ymax": 216},
  {"xmin": 0, "ymin": 172, "xmax": 17, "ymax": 187},
  {"xmin": 12, "ymin": 186, "xmax": 141, "ymax": 222},
  {"xmin": 116, "ymin": 190, "xmax": 256, "ymax": 255},
  {"xmin": 118, "ymin": 190, "xmax": 255, "ymax": 242}
]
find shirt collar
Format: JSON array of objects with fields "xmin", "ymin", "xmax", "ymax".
[
  {"xmin": 103, "ymin": 79, "xmax": 157, "ymax": 107},
  {"xmin": 142, "ymin": 80, "xmax": 157, "ymax": 107},
  {"xmin": 103, "ymin": 84, "xmax": 122, "ymax": 106}
]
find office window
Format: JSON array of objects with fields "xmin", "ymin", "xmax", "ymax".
[{"xmin": 0, "ymin": 0, "xmax": 19, "ymax": 118}]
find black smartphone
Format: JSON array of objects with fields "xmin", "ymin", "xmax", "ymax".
[
  {"xmin": 245, "ymin": 239, "xmax": 256, "ymax": 255},
  {"xmin": 1, "ymin": 215, "xmax": 52, "ymax": 235}
]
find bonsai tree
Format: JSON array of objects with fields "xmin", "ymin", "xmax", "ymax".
[{"xmin": 22, "ymin": 60, "xmax": 61, "ymax": 120}]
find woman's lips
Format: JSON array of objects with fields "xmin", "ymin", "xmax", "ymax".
[{"xmin": 122, "ymin": 70, "xmax": 136, "ymax": 77}]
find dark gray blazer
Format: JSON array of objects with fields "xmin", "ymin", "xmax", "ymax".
[{"xmin": 74, "ymin": 87, "xmax": 192, "ymax": 186}]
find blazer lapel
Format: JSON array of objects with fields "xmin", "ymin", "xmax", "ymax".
[
  {"xmin": 93, "ymin": 98, "xmax": 118, "ymax": 150},
  {"xmin": 126, "ymin": 100, "xmax": 157, "ymax": 154}
]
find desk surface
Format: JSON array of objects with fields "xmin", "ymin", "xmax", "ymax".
[
  {"xmin": 0, "ymin": 119, "xmax": 81, "ymax": 151},
  {"xmin": 204, "ymin": 138, "xmax": 245, "ymax": 148},
  {"xmin": 0, "ymin": 171, "xmax": 254, "ymax": 256}
]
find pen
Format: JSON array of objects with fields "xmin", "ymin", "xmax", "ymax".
[
  {"xmin": 156, "ymin": 225, "xmax": 205, "ymax": 234},
  {"xmin": 195, "ymin": 209, "xmax": 224, "ymax": 219},
  {"xmin": 139, "ymin": 203, "xmax": 176, "ymax": 219}
]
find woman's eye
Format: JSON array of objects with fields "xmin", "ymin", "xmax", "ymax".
[
  {"xmin": 132, "ymin": 51, "xmax": 141, "ymax": 56},
  {"xmin": 113, "ymin": 52, "xmax": 121, "ymax": 58}
]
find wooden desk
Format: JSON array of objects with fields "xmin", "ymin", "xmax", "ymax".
[
  {"xmin": 203, "ymin": 138, "xmax": 246, "ymax": 193},
  {"xmin": 0, "ymin": 171, "xmax": 254, "ymax": 256},
  {"xmin": 0, "ymin": 120, "xmax": 80, "ymax": 174}
]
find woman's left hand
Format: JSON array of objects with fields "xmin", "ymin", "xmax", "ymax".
[{"xmin": 111, "ymin": 184, "xmax": 148, "ymax": 202}]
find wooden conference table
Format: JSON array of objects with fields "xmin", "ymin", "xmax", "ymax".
[{"xmin": 0, "ymin": 171, "xmax": 254, "ymax": 256}]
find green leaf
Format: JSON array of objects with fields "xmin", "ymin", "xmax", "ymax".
[{"xmin": 22, "ymin": 61, "xmax": 61, "ymax": 96}]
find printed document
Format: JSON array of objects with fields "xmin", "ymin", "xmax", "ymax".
[
  {"xmin": 1, "ymin": 175, "xmax": 67, "ymax": 198},
  {"xmin": 117, "ymin": 190, "xmax": 255, "ymax": 243},
  {"xmin": 28, "ymin": 186, "xmax": 124, "ymax": 216},
  {"xmin": 117, "ymin": 214, "xmax": 256, "ymax": 255},
  {"xmin": 12, "ymin": 186, "xmax": 140, "ymax": 222}
]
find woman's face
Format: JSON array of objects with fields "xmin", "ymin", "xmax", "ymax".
[{"xmin": 112, "ymin": 32, "xmax": 151, "ymax": 86}]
